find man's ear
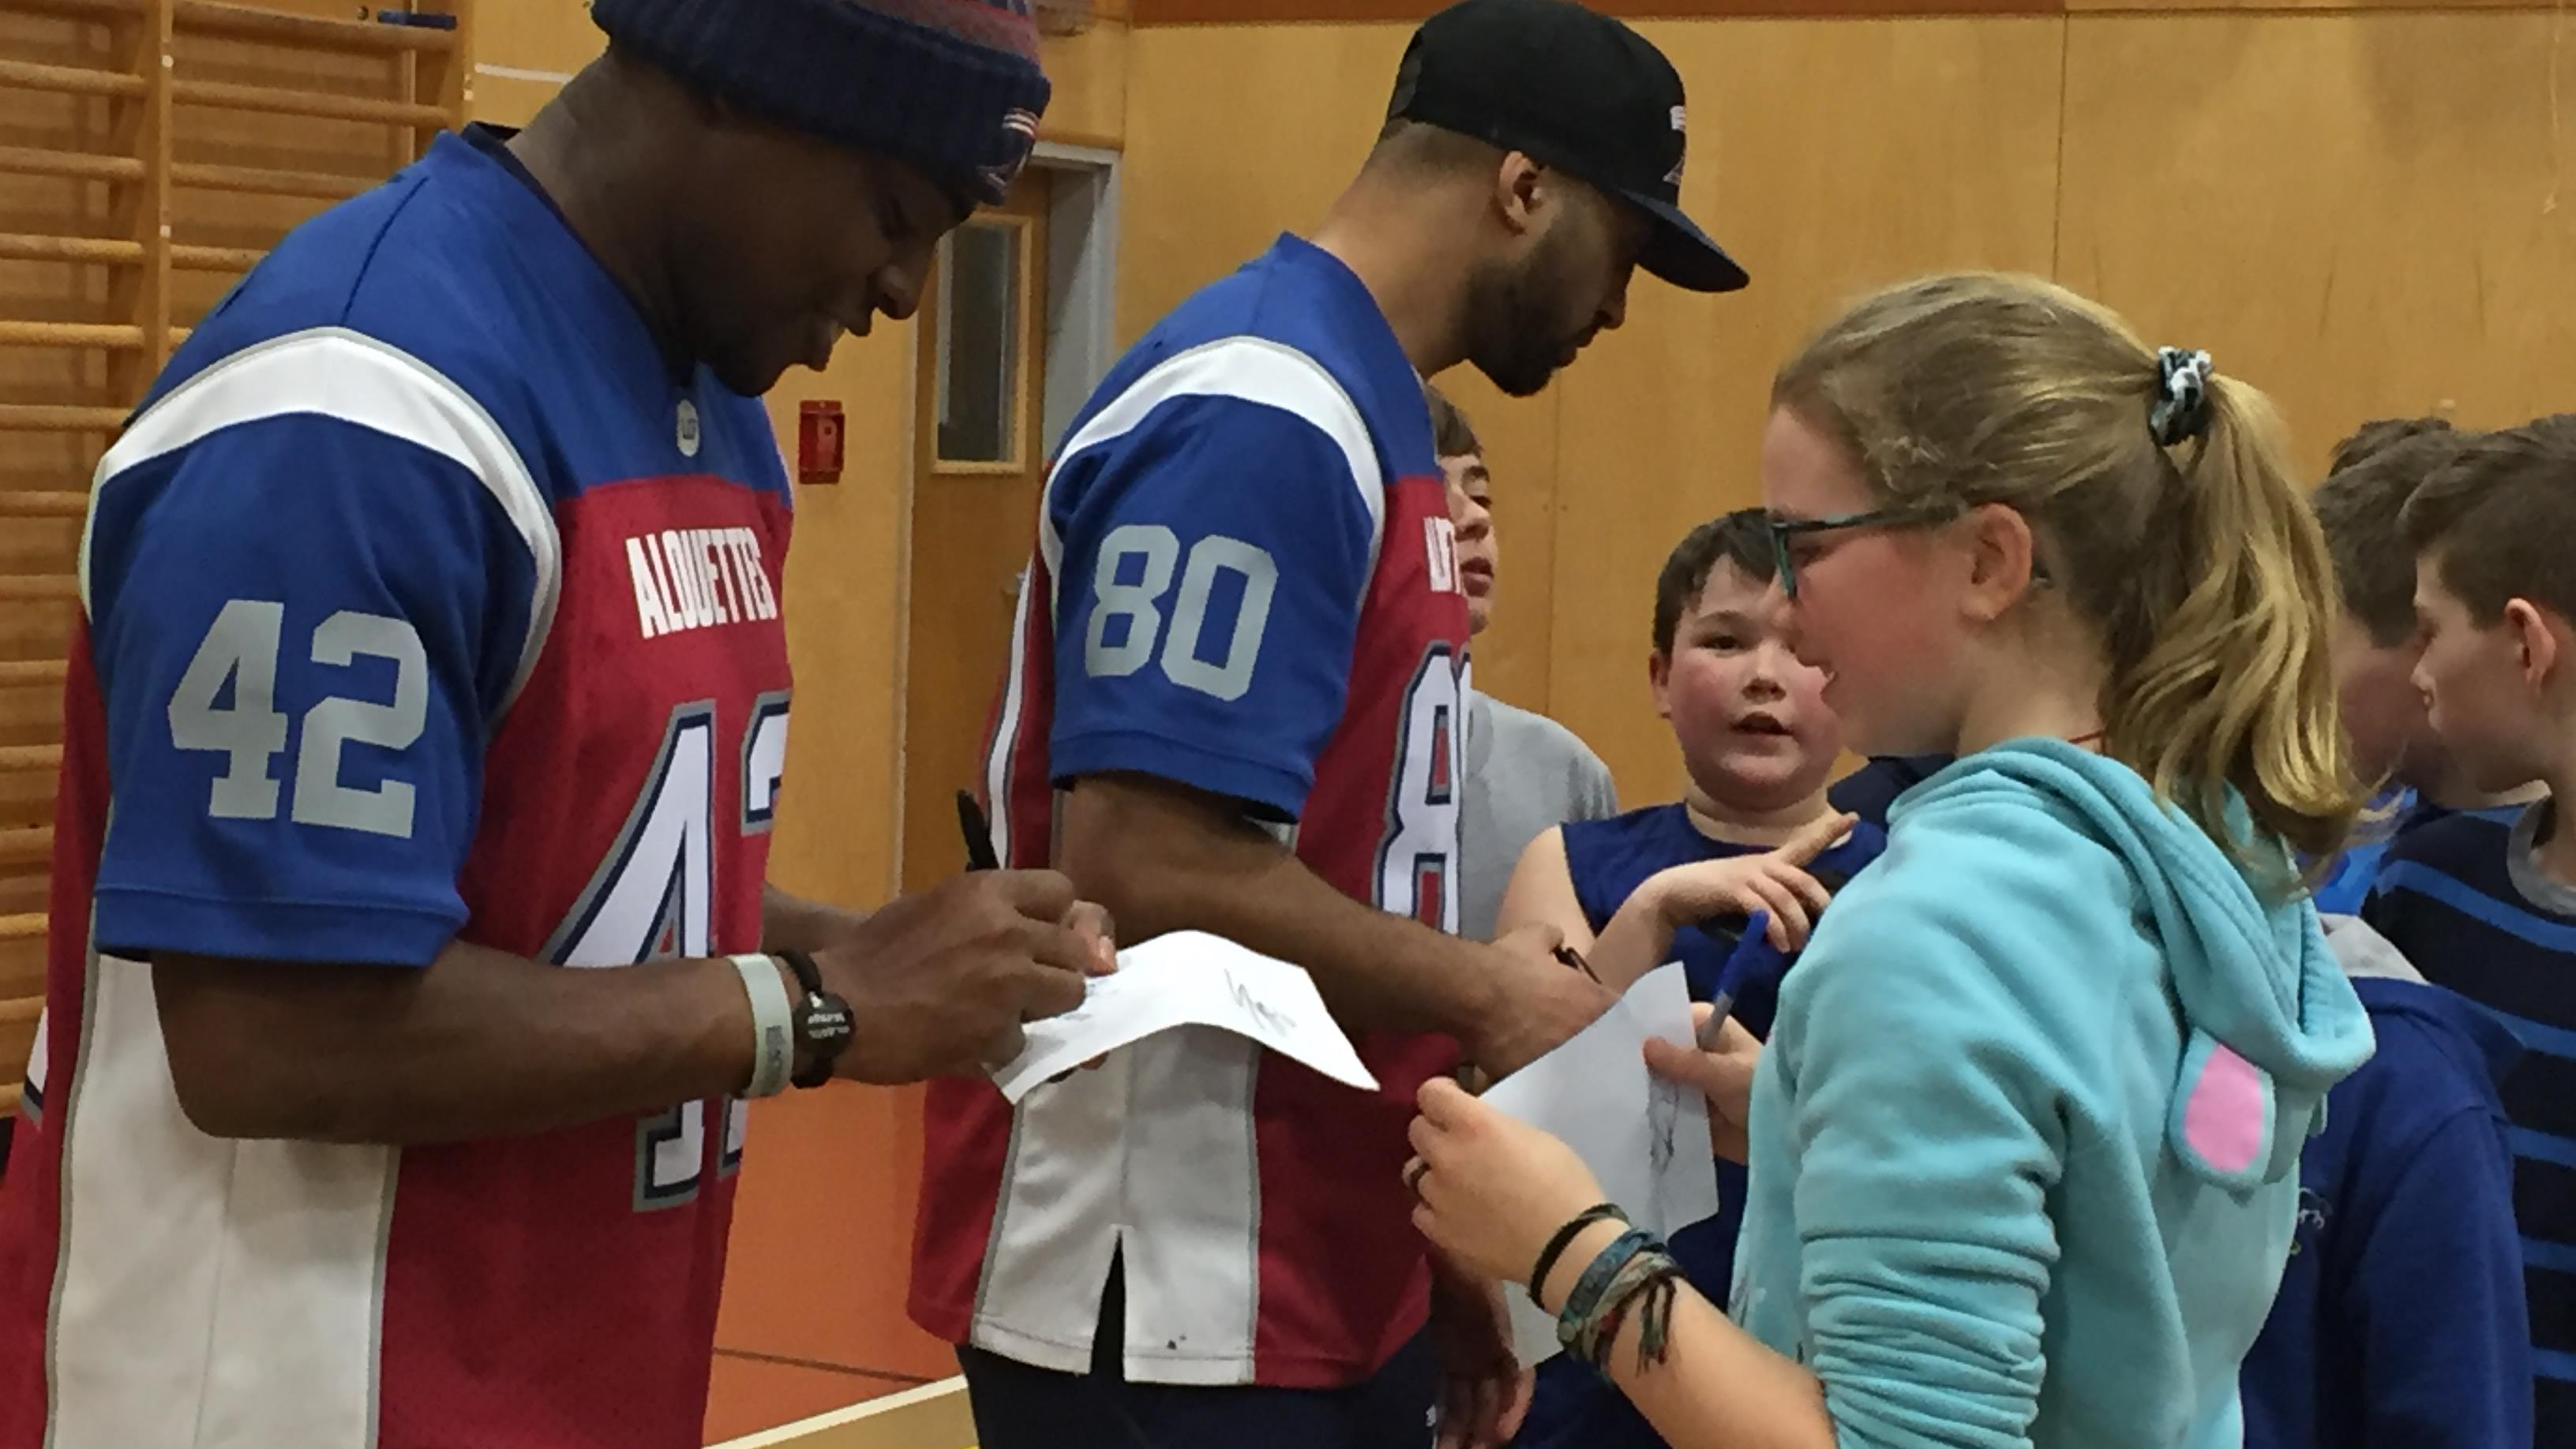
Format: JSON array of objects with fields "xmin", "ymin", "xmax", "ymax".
[
  {"xmin": 1648, "ymin": 649, "xmax": 1675, "ymax": 721},
  {"xmin": 1491, "ymin": 152, "xmax": 1544, "ymax": 237}
]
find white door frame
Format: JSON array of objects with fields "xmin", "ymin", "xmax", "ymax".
[{"xmin": 1029, "ymin": 140, "xmax": 1122, "ymax": 454}]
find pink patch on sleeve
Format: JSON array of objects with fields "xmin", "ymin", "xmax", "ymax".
[{"xmin": 2183, "ymin": 1044, "xmax": 2266, "ymax": 1174}]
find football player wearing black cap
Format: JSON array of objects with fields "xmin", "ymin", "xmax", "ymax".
[
  {"xmin": 1352, "ymin": 0, "xmax": 1745, "ymax": 399},
  {"xmin": 910, "ymin": 4, "xmax": 1745, "ymax": 1448}
]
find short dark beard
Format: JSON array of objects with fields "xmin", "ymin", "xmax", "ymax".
[{"xmin": 1460, "ymin": 224, "xmax": 1584, "ymax": 399}]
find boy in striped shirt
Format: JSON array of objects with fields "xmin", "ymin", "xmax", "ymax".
[
  {"xmin": 2366, "ymin": 413, "xmax": 2576, "ymax": 1439},
  {"xmin": 2310, "ymin": 418, "xmax": 2543, "ymax": 913}
]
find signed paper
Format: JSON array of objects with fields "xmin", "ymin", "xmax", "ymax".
[
  {"xmin": 1482, "ymin": 962, "xmax": 1722, "ymax": 1365},
  {"xmin": 989, "ymin": 930, "xmax": 1378, "ymax": 1104}
]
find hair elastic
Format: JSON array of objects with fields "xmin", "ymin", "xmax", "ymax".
[
  {"xmin": 2150, "ymin": 346, "xmax": 2215, "ymax": 447},
  {"xmin": 1532, "ymin": 1204, "xmax": 1627, "ymax": 1304}
]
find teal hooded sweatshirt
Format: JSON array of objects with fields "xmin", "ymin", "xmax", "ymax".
[{"xmin": 1730, "ymin": 741, "xmax": 2375, "ymax": 1448}]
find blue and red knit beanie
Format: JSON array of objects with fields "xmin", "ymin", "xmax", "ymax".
[{"xmin": 591, "ymin": 0, "xmax": 1050, "ymax": 206}]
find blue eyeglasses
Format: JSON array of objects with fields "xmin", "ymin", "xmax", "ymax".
[{"xmin": 1766, "ymin": 501, "xmax": 1960, "ymax": 599}]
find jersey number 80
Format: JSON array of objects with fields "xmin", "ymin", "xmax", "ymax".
[{"xmin": 1082, "ymin": 524, "xmax": 1278, "ymax": 701}]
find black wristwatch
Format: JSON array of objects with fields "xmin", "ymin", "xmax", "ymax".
[{"xmin": 773, "ymin": 949, "xmax": 853, "ymax": 1089}]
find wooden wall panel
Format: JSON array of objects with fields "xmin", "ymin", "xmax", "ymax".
[
  {"xmin": 0, "ymin": 10, "xmax": 112, "ymax": 502},
  {"xmin": 1038, "ymin": 17, "xmax": 1128, "ymax": 149},
  {"xmin": 474, "ymin": 0, "xmax": 601, "ymax": 73},
  {"xmin": 2057, "ymin": 11, "xmax": 2576, "ymax": 474},
  {"xmin": 165, "ymin": 30, "xmax": 419, "ymax": 292},
  {"xmin": 1118, "ymin": 24, "xmax": 1405, "ymax": 343},
  {"xmin": 759, "ymin": 345, "xmax": 915, "ymax": 919},
  {"xmin": 1130, "ymin": 0, "xmax": 2548, "ymax": 17},
  {"xmin": 1550, "ymin": 17, "xmax": 2065, "ymax": 800},
  {"xmin": 2065, "ymin": 0, "xmax": 2540, "ymax": 10},
  {"xmin": 464, "ymin": 70, "xmax": 559, "ymax": 129},
  {"xmin": 471, "ymin": 0, "xmax": 603, "ymax": 127}
]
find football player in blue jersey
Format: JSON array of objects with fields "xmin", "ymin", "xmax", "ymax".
[
  {"xmin": 918, "ymin": 6, "xmax": 1756, "ymax": 1448},
  {"xmin": 0, "ymin": 6, "xmax": 1116, "ymax": 1448}
]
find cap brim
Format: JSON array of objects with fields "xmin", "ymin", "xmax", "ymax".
[{"xmin": 1624, "ymin": 191, "xmax": 1749, "ymax": 294}]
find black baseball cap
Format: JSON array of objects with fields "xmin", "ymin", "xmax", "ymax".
[{"xmin": 1387, "ymin": 0, "xmax": 1746, "ymax": 294}]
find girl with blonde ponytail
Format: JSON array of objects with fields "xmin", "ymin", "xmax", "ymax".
[{"xmin": 1401, "ymin": 273, "xmax": 2376, "ymax": 1449}]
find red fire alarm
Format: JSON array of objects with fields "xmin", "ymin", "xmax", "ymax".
[{"xmin": 797, "ymin": 399, "xmax": 845, "ymax": 485}]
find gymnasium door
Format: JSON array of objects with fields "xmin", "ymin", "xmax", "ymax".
[{"xmin": 901, "ymin": 171, "xmax": 1051, "ymax": 893}]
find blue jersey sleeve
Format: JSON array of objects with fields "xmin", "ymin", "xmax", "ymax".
[
  {"xmin": 1045, "ymin": 382, "xmax": 1380, "ymax": 819},
  {"xmin": 84, "ymin": 377, "xmax": 544, "ymax": 968}
]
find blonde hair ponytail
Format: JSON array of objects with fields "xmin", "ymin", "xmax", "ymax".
[
  {"xmin": 2110, "ymin": 377, "xmax": 2357, "ymax": 867},
  {"xmin": 1773, "ymin": 273, "xmax": 2361, "ymax": 877}
]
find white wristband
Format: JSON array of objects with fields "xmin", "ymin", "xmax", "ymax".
[{"xmin": 730, "ymin": 953, "xmax": 796, "ymax": 1099}]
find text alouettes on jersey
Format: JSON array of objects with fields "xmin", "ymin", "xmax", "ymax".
[
  {"xmin": 912, "ymin": 235, "xmax": 1473, "ymax": 1391},
  {"xmin": 0, "ymin": 132, "xmax": 793, "ymax": 1449}
]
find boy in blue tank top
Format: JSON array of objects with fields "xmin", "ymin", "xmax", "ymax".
[{"xmin": 1496, "ymin": 509, "xmax": 1880, "ymax": 1449}]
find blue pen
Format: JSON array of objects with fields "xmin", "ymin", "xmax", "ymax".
[
  {"xmin": 1693, "ymin": 863, "xmax": 1853, "ymax": 1048},
  {"xmin": 1697, "ymin": 990, "xmax": 1736, "ymax": 1050},
  {"xmin": 1696, "ymin": 909, "xmax": 1761, "ymax": 1049}
]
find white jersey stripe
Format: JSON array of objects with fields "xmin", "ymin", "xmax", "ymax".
[
  {"xmin": 1037, "ymin": 334, "xmax": 1386, "ymax": 597},
  {"xmin": 1108, "ymin": 1031, "xmax": 1265, "ymax": 1382},
  {"xmin": 48, "ymin": 953, "xmax": 396, "ymax": 1447},
  {"xmin": 83, "ymin": 325, "xmax": 563, "ymax": 717},
  {"xmin": 983, "ymin": 565, "xmax": 1036, "ymax": 867},
  {"xmin": 970, "ymin": 1032, "xmax": 1265, "ymax": 1383}
]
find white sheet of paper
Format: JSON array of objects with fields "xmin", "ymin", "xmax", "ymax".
[
  {"xmin": 1480, "ymin": 962, "xmax": 1721, "ymax": 1365},
  {"xmin": 989, "ymin": 930, "xmax": 1378, "ymax": 1104}
]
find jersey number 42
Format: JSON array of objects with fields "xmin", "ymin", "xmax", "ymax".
[{"xmin": 545, "ymin": 696, "xmax": 791, "ymax": 1211}]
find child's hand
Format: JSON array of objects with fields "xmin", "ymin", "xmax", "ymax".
[
  {"xmin": 1642, "ymin": 811, "xmax": 1857, "ymax": 951},
  {"xmin": 1645, "ymin": 1004, "xmax": 1761, "ymax": 1163},
  {"xmin": 1406, "ymin": 1078, "xmax": 1607, "ymax": 1290}
]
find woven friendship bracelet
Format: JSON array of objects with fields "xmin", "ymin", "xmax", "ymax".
[
  {"xmin": 1569, "ymin": 1239, "xmax": 1663, "ymax": 1362},
  {"xmin": 1628, "ymin": 1265, "xmax": 1685, "ymax": 1369},
  {"xmin": 1575, "ymin": 1252, "xmax": 1685, "ymax": 1371},
  {"xmin": 1555, "ymin": 1228, "xmax": 1655, "ymax": 1353}
]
